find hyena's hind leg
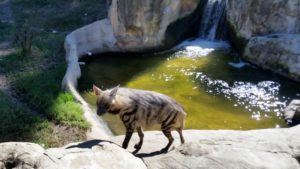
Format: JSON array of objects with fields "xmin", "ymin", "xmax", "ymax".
[
  {"xmin": 176, "ymin": 116, "xmax": 185, "ymax": 144},
  {"xmin": 176, "ymin": 128, "xmax": 185, "ymax": 144},
  {"xmin": 161, "ymin": 129, "xmax": 174, "ymax": 152},
  {"xmin": 134, "ymin": 126, "xmax": 144, "ymax": 150}
]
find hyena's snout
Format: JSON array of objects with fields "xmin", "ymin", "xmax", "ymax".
[{"xmin": 96, "ymin": 105, "xmax": 107, "ymax": 116}]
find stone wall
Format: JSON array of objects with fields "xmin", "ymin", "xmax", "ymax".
[
  {"xmin": 226, "ymin": 0, "xmax": 300, "ymax": 82},
  {"xmin": 226, "ymin": 0, "xmax": 300, "ymax": 40},
  {"xmin": 109, "ymin": 0, "xmax": 202, "ymax": 52}
]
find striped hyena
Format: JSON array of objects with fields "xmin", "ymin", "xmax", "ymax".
[{"xmin": 93, "ymin": 85, "xmax": 186, "ymax": 152}]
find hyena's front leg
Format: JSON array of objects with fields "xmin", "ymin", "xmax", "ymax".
[
  {"xmin": 134, "ymin": 126, "xmax": 144, "ymax": 150},
  {"xmin": 161, "ymin": 114, "xmax": 176, "ymax": 152},
  {"xmin": 122, "ymin": 123, "xmax": 136, "ymax": 149},
  {"xmin": 161, "ymin": 129, "xmax": 174, "ymax": 152}
]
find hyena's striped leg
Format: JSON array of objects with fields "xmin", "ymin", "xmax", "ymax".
[
  {"xmin": 176, "ymin": 128, "xmax": 185, "ymax": 144},
  {"xmin": 161, "ymin": 129, "xmax": 174, "ymax": 152},
  {"xmin": 134, "ymin": 126, "xmax": 144, "ymax": 150},
  {"xmin": 122, "ymin": 127, "xmax": 134, "ymax": 149}
]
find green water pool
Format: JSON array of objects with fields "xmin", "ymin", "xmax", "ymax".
[{"xmin": 78, "ymin": 50, "xmax": 300, "ymax": 135}]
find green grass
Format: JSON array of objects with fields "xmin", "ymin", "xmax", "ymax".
[
  {"xmin": 0, "ymin": 50, "xmax": 89, "ymax": 147},
  {"xmin": 0, "ymin": 91, "xmax": 85, "ymax": 148},
  {"xmin": 0, "ymin": 0, "xmax": 107, "ymax": 146},
  {"xmin": 12, "ymin": 63, "xmax": 89, "ymax": 129}
]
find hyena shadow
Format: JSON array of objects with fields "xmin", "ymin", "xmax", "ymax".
[
  {"xmin": 66, "ymin": 139, "xmax": 118, "ymax": 149},
  {"xmin": 134, "ymin": 149, "xmax": 168, "ymax": 158},
  {"xmin": 66, "ymin": 139, "xmax": 167, "ymax": 157}
]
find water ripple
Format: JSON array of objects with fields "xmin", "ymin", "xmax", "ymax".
[{"xmin": 193, "ymin": 72, "xmax": 287, "ymax": 118}]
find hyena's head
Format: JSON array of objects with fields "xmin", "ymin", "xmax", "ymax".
[{"xmin": 93, "ymin": 84, "xmax": 119, "ymax": 116}]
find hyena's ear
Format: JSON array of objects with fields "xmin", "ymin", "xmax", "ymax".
[
  {"xmin": 93, "ymin": 84, "xmax": 102, "ymax": 96},
  {"xmin": 109, "ymin": 85, "xmax": 120, "ymax": 97}
]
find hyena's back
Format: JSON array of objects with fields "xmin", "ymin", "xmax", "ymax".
[{"xmin": 116, "ymin": 88, "xmax": 186, "ymax": 129}]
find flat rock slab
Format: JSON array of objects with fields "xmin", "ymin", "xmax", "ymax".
[
  {"xmin": 112, "ymin": 125, "xmax": 300, "ymax": 169},
  {"xmin": 0, "ymin": 126, "xmax": 299, "ymax": 169}
]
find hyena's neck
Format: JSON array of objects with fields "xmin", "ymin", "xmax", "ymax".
[{"xmin": 107, "ymin": 95, "xmax": 130, "ymax": 115}]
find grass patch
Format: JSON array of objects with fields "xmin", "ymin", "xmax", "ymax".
[
  {"xmin": 0, "ymin": 91, "xmax": 46, "ymax": 142},
  {"xmin": 0, "ymin": 91, "xmax": 86, "ymax": 147},
  {"xmin": 0, "ymin": 0, "xmax": 108, "ymax": 146},
  {"xmin": 13, "ymin": 64, "xmax": 89, "ymax": 128}
]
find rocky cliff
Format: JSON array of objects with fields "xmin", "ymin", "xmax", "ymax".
[
  {"xmin": 226, "ymin": 0, "xmax": 300, "ymax": 82},
  {"xmin": 226, "ymin": 0, "xmax": 300, "ymax": 39},
  {"xmin": 243, "ymin": 34, "xmax": 300, "ymax": 82},
  {"xmin": 1, "ymin": 126, "xmax": 300, "ymax": 169},
  {"xmin": 110, "ymin": 0, "xmax": 202, "ymax": 51},
  {"xmin": 285, "ymin": 100, "xmax": 300, "ymax": 125}
]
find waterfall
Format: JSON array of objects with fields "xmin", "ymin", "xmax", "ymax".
[
  {"xmin": 175, "ymin": 0, "xmax": 229, "ymax": 57},
  {"xmin": 198, "ymin": 0, "xmax": 226, "ymax": 40}
]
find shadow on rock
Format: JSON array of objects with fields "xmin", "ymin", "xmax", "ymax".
[
  {"xmin": 66, "ymin": 139, "xmax": 118, "ymax": 149},
  {"xmin": 134, "ymin": 149, "xmax": 168, "ymax": 158}
]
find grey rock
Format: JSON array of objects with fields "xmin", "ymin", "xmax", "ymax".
[
  {"xmin": 1, "ymin": 126, "xmax": 300, "ymax": 169},
  {"xmin": 226, "ymin": 0, "xmax": 300, "ymax": 82},
  {"xmin": 226, "ymin": 0, "xmax": 300, "ymax": 39},
  {"xmin": 285, "ymin": 100, "xmax": 300, "ymax": 124},
  {"xmin": 243, "ymin": 34, "xmax": 300, "ymax": 82},
  {"xmin": 0, "ymin": 142, "xmax": 44, "ymax": 169},
  {"xmin": 109, "ymin": 0, "xmax": 202, "ymax": 51},
  {"xmin": 0, "ymin": 141, "xmax": 146, "ymax": 169},
  {"xmin": 112, "ymin": 125, "xmax": 300, "ymax": 169}
]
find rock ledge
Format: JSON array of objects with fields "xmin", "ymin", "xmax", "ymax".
[{"xmin": 1, "ymin": 126, "xmax": 299, "ymax": 169}]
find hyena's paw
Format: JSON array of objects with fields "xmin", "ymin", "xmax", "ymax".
[
  {"xmin": 160, "ymin": 147, "xmax": 169, "ymax": 153},
  {"xmin": 160, "ymin": 146, "xmax": 175, "ymax": 153},
  {"xmin": 134, "ymin": 143, "xmax": 142, "ymax": 150}
]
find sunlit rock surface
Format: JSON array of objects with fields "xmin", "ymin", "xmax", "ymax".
[
  {"xmin": 244, "ymin": 34, "xmax": 300, "ymax": 82},
  {"xmin": 226, "ymin": 0, "xmax": 300, "ymax": 39},
  {"xmin": 112, "ymin": 126, "xmax": 300, "ymax": 169},
  {"xmin": 110, "ymin": 0, "xmax": 201, "ymax": 51},
  {"xmin": 226, "ymin": 0, "xmax": 300, "ymax": 82},
  {"xmin": 0, "ymin": 141, "xmax": 146, "ymax": 169},
  {"xmin": 285, "ymin": 100, "xmax": 300, "ymax": 125},
  {"xmin": 1, "ymin": 126, "xmax": 299, "ymax": 169}
]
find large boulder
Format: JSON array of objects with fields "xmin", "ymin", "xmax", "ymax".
[
  {"xmin": 226, "ymin": 0, "xmax": 300, "ymax": 82},
  {"xmin": 226, "ymin": 0, "xmax": 300, "ymax": 41},
  {"xmin": 112, "ymin": 125, "xmax": 300, "ymax": 169},
  {"xmin": 285, "ymin": 100, "xmax": 300, "ymax": 125},
  {"xmin": 243, "ymin": 34, "xmax": 300, "ymax": 81},
  {"xmin": 0, "ymin": 141, "xmax": 146, "ymax": 169},
  {"xmin": 0, "ymin": 142, "xmax": 45, "ymax": 169},
  {"xmin": 109, "ymin": 0, "xmax": 202, "ymax": 52}
]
